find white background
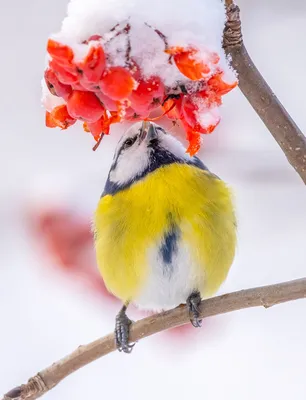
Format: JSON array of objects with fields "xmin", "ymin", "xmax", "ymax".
[{"xmin": 0, "ymin": 0, "xmax": 306, "ymax": 399}]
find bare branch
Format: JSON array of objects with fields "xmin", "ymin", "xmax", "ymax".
[
  {"xmin": 224, "ymin": 3, "xmax": 306, "ymax": 184},
  {"xmin": 3, "ymin": 278, "xmax": 306, "ymax": 400}
]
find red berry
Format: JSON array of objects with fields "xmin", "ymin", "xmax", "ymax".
[
  {"xmin": 78, "ymin": 45, "xmax": 106, "ymax": 85},
  {"xmin": 71, "ymin": 82, "xmax": 86, "ymax": 91},
  {"xmin": 82, "ymin": 35, "xmax": 102, "ymax": 45},
  {"xmin": 88, "ymin": 34, "xmax": 102, "ymax": 42},
  {"xmin": 83, "ymin": 111, "xmax": 118, "ymax": 141},
  {"xmin": 95, "ymin": 91, "xmax": 118, "ymax": 112},
  {"xmin": 129, "ymin": 76, "xmax": 165, "ymax": 112},
  {"xmin": 181, "ymin": 95, "xmax": 198, "ymax": 128},
  {"xmin": 79, "ymin": 81, "xmax": 101, "ymax": 91},
  {"xmin": 197, "ymin": 89, "xmax": 222, "ymax": 108},
  {"xmin": 166, "ymin": 47, "xmax": 210, "ymax": 81},
  {"xmin": 67, "ymin": 91, "xmax": 105, "ymax": 122},
  {"xmin": 83, "ymin": 117, "xmax": 108, "ymax": 141},
  {"xmin": 186, "ymin": 130, "xmax": 201, "ymax": 156},
  {"xmin": 47, "ymin": 39, "xmax": 74, "ymax": 66},
  {"xmin": 181, "ymin": 95, "xmax": 220, "ymax": 134},
  {"xmin": 109, "ymin": 109, "xmax": 124, "ymax": 124},
  {"xmin": 210, "ymin": 52, "xmax": 220, "ymax": 65},
  {"xmin": 49, "ymin": 59, "xmax": 78, "ymax": 85},
  {"xmin": 99, "ymin": 67, "xmax": 135, "ymax": 100},
  {"xmin": 45, "ymin": 111, "xmax": 57, "ymax": 128},
  {"xmin": 44, "ymin": 68, "xmax": 72, "ymax": 100},
  {"xmin": 208, "ymin": 72, "xmax": 237, "ymax": 96},
  {"xmin": 125, "ymin": 107, "xmax": 150, "ymax": 121},
  {"xmin": 46, "ymin": 106, "xmax": 76, "ymax": 130},
  {"xmin": 162, "ymin": 96, "xmax": 183, "ymax": 120}
]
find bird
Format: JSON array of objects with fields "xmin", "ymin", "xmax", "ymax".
[{"xmin": 94, "ymin": 121, "xmax": 237, "ymax": 353}]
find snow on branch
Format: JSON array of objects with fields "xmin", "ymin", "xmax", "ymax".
[{"xmin": 2, "ymin": 278, "xmax": 306, "ymax": 400}]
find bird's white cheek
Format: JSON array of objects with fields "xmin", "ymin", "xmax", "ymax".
[{"xmin": 109, "ymin": 148, "xmax": 149, "ymax": 186}]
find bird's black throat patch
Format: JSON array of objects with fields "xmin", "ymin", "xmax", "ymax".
[{"xmin": 102, "ymin": 145, "xmax": 208, "ymax": 197}]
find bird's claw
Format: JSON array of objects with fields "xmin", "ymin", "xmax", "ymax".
[
  {"xmin": 187, "ymin": 292, "xmax": 202, "ymax": 328},
  {"xmin": 115, "ymin": 307, "xmax": 134, "ymax": 353}
]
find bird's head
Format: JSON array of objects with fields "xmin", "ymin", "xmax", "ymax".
[{"xmin": 103, "ymin": 121, "xmax": 207, "ymax": 195}]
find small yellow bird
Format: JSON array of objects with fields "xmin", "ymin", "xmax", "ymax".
[{"xmin": 94, "ymin": 121, "xmax": 237, "ymax": 353}]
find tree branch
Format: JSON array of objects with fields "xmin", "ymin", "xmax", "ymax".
[
  {"xmin": 3, "ymin": 278, "xmax": 306, "ymax": 400},
  {"xmin": 223, "ymin": 3, "xmax": 306, "ymax": 184}
]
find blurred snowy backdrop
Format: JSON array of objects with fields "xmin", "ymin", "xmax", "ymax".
[{"xmin": 0, "ymin": 0, "xmax": 306, "ymax": 399}]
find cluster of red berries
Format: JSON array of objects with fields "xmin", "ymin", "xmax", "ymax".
[{"xmin": 44, "ymin": 30, "xmax": 237, "ymax": 155}]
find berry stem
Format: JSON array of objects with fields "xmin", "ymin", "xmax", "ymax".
[{"xmin": 92, "ymin": 133, "xmax": 105, "ymax": 151}]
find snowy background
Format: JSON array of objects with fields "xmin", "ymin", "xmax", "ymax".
[{"xmin": 1, "ymin": 0, "xmax": 306, "ymax": 399}]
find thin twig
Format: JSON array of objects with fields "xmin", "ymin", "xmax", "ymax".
[
  {"xmin": 3, "ymin": 278, "xmax": 306, "ymax": 400},
  {"xmin": 92, "ymin": 133, "xmax": 104, "ymax": 151},
  {"xmin": 223, "ymin": 3, "xmax": 306, "ymax": 184}
]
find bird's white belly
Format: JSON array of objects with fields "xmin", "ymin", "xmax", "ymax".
[{"xmin": 134, "ymin": 240, "xmax": 205, "ymax": 311}]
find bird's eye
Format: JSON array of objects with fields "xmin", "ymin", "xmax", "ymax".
[
  {"xmin": 150, "ymin": 138, "xmax": 159, "ymax": 147},
  {"xmin": 123, "ymin": 137, "xmax": 136, "ymax": 148},
  {"xmin": 156, "ymin": 127, "xmax": 166, "ymax": 134}
]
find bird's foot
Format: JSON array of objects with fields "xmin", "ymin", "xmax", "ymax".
[
  {"xmin": 187, "ymin": 292, "xmax": 202, "ymax": 328},
  {"xmin": 115, "ymin": 306, "xmax": 135, "ymax": 354}
]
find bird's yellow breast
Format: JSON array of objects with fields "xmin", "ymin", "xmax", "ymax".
[{"xmin": 94, "ymin": 164, "xmax": 236, "ymax": 304}]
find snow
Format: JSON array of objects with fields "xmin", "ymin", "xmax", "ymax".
[
  {"xmin": 60, "ymin": 0, "xmax": 225, "ymax": 46},
  {"xmin": 196, "ymin": 106, "xmax": 220, "ymax": 128},
  {"xmin": 49, "ymin": 0, "xmax": 236, "ymax": 87},
  {"xmin": 1, "ymin": 0, "xmax": 306, "ymax": 399}
]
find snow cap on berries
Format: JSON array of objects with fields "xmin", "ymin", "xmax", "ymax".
[{"xmin": 42, "ymin": 0, "xmax": 237, "ymax": 155}]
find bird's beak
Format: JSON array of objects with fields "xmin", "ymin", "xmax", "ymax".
[{"xmin": 139, "ymin": 121, "xmax": 158, "ymax": 144}]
